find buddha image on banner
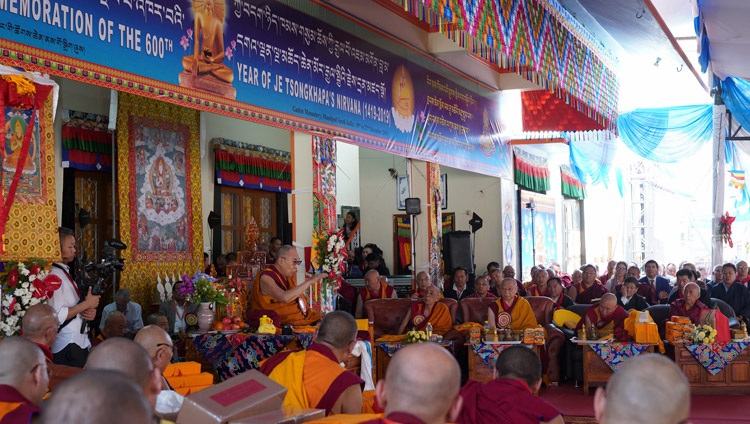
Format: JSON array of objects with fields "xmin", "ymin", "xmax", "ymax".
[
  {"xmin": 135, "ymin": 126, "xmax": 188, "ymax": 253},
  {"xmin": 3, "ymin": 109, "xmax": 42, "ymax": 198}
]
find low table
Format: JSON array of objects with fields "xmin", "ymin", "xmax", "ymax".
[
  {"xmin": 579, "ymin": 341, "xmax": 656, "ymax": 395},
  {"xmin": 670, "ymin": 341, "xmax": 750, "ymax": 394},
  {"xmin": 466, "ymin": 342, "xmax": 541, "ymax": 382}
]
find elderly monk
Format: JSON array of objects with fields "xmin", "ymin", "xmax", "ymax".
[
  {"xmin": 22, "ymin": 303, "xmax": 59, "ymax": 363},
  {"xmin": 467, "ymin": 276, "xmax": 496, "ymax": 299},
  {"xmin": 355, "ymin": 269, "xmax": 398, "ymax": 319},
  {"xmin": 40, "ymin": 370, "xmax": 152, "ymax": 424},
  {"xmin": 0, "ymin": 337, "xmax": 48, "ymax": 423},
  {"xmin": 251, "ymin": 245, "xmax": 328, "ymax": 325},
  {"xmin": 488, "ymin": 278, "xmax": 538, "ymax": 332},
  {"xmin": 548, "ymin": 277, "xmax": 573, "ymax": 310},
  {"xmin": 134, "ymin": 325, "xmax": 175, "ymax": 391},
  {"xmin": 92, "ymin": 310, "xmax": 127, "ymax": 347},
  {"xmin": 569, "ymin": 264, "xmax": 609, "ymax": 304},
  {"xmin": 260, "ymin": 311, "xmax": 363, "ymax": 415},
  {"xmin": 670, "ymin": 282, "xmax": 708, "ymax": 325},
  {"xmin": 669, "ymin": 269, "xmax": 713, "ymax": 307},
  {"xmin": 361, "ymin": 343, "xmax": 463, "ymax": 424},
  {"xmin": 594, "ymin": 354, "xmax": 689, "ymax": 424},
  {"xmin": 398, "ymin": 286, "xmax": 453, "ymax": 335},
  {"xmin": 458, "ymin": 345, "xmax": 563, "ymax": 424},
  {"xmin": 409, "ymin": 271, "xmax": 433, "ymax": 299},
  {"xmin": 86, "ymin": 337, "xmax": 161, "ymax": 411},
  {"xmin": 576, "ymin": 293, "xmax": 629, "ymax": 334}
]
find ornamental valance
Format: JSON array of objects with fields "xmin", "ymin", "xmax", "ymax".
[
  {"xmin": 213, "ymin": 138, "xmax": 291, "ymax": 193},
  {"xmin": 60, "ymin": 110, "xmax": 112, "ymax": 171},
  {"xmin": 561, "ymin": 165, "xmax": 586, "ymax": 200},
  {"xmin": 514, "ymin": 148, "xmax": 550, "ymax": 194}
]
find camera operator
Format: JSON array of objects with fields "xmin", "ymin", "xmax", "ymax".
[{"xmin": 46, "ymin": 227, "xmax": 100, "ymax": 367}]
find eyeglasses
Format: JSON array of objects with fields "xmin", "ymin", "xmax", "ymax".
[
  {"xmin": 282, "ymin": 257, "xmax": 303, "ymax": 266},
  {"xmin": 157, "ymin": 343, "xmax": 177, "ymax": 354},
  {"xmin": 616, "ymin": 267, "xmax": 626, "ymax": 271}
]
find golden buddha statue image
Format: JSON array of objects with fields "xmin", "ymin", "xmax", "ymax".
[
  {"xmin": 391, "ymin": 64, "xmax": 415, "ymax": 133},
  {"xmin": 179, "ymin": 0, "xmax": 236, "ymax": 99}
]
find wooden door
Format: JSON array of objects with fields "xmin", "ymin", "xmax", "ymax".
[
  {"xmin": 74, "ymin": 171, "xmax": 118, "ymax": 264},
  {"xmin": 219, "ymin": 187, "xmax": 276, "ymax": 254}
]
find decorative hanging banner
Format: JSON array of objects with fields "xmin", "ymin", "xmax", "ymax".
[
  {"xmin": 61, "ymin": 109, "xmax": 112, "ymax": 171},
  {"xmin": 0, "ymin": 0, "xmax": 511, "ymax": 178},
  {"xmin": 390, "ymin": 0, "xmax": 619, "ymax": 133},
  {"xmin": 514, "ymin": 148, "xmax": 550, "ymax": 194},
  {"xmin": 560, "ymin": 164, "xmax": 586, "ymax": 200},
  {"xmin": 0, "ymin": 74, "xmax": 58, "ymax": 261},
  {"xmin": 117, "ymin": 92, "xmax": 202, "ymax": 310},
  {"xmin": 311, "ymin": 135, "xmax": 337, "ymax": 270},
  {"xmin": 427, "ymin": 162, "xmax": 442, "ymax": 281},
  {"xmin": 522, "ymin": 90, "xmax": 606, "ymax": 132},
  {"xmin": 213, "ymin": 138, "xmax": 291, "ymax": 193}
]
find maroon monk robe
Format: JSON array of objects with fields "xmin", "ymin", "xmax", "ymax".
[
  {"xmin": 575, "ymin": 304, "xmax": 629, "ymax": 331},
  {"xmin": 669, "ymin": 299, "xmax": 708, "ymax": 325},
  {"xmin": 573, "ymin": 282, "xmax": 608, "ymax": 304},
  {"xmin": 457, "ymin": 378, "xmax": 562, "ymax": 424},
  {"xmin": 360, "ymin": 412, "xmax": 427, "ymax": 424}
]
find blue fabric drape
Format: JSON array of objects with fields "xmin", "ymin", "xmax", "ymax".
[
  {"xmin": 721, "ymin": 77, "xmax": 750, "ymax": 132},
  {"xmin": 618, "ymin": 104, "xmax": 713, "ymax": 163},
  {"xmin": 567, "ymin": 130, "xmax": 616, "ymax": 185}
]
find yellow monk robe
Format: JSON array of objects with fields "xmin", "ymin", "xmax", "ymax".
[
  {"xmin": 408, "ymin": 302, "xmax": 453, "ymax": 335},
  {"xmin": 260, "ymin": 344, "xmax": 364, "ymax": 415},
  {"xmin": 251, "ymin": 266, "xmax": 320, "ymax": 326},
  {"xmin": 489, "ymin": 296, "xmax": 538, "ymax": 330},
  {"xmin": 0, "ymin": 385, "xmax": 40, "ymax": 424}
]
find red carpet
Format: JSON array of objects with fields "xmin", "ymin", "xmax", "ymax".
[{"xmin": 539, "ymin": 382, "xmax": 750, "ymax": 423}]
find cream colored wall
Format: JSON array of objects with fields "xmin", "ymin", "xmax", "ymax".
[
  {"xmin": 335, "ymin": 141, "xmax": 360, "ymax": 214},
  {"xmin": 292, "ymin": 132, "xmax": 313, "ymax": 281},
  {"xmin": 441, "ymin": 166, "xmax": 503, "ymax": 273},
  {"xmin": 200, "ymin": 112, "xmax": 291, "ymax": 251}
]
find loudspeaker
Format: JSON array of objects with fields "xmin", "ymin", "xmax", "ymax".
[
  {"xmin": 405, "ymin": 197, "xmax": 421, "ymax": 215},
  {"xmin": 207, "ymin": 211, "xmax": 221, "ymax": 229},
  {"xmin": 443, "ymin": 231, "xmax": 472, "ymax": 273}
]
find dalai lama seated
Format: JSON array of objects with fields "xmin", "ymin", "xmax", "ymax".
[
  {"xmin": 576, "ymin": 293, "xmax": 628, "ymax": 335},
  {"xmin": 250, "ymin": 245, "xmax": 327, "ymax": 326},
  {"xmin": 397, "ymin": 286, "xmax": 453, "ymax": 336},
  {"xmin": 669, "ymin": 282, "xmax": 708, "ymax": 325},
  {"xmin": 488, "ymin": 278, "xmax": 538, "ymax": 332}
]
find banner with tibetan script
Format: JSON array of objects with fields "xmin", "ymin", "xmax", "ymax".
[{"xmin": 0, "ymin": 0, "xmax": 512, "ymax": 177}]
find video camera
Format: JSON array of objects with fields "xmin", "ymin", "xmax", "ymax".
[{"xmin": 78, "ymin": 238, "xmax": 127, "ymax": 333}]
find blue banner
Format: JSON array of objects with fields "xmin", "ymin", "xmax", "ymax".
[{"xmin": 0, "ymin": 0, "xmax": 511, "ymax": 176}]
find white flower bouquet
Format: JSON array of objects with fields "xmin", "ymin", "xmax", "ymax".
[
  {"xmin": 1, "ymin": 260, "xmax": 62, "ymax": 337},
  {"xmin": 690, "ymin": 324, "xmax": 718, "ymax": 345},
  {"xmin": 314, "ymin": 229, "xmax": 348, "ymax": 314},
  {"xmin": 405, "ymin": 330, "xmax": 429, "ymax": 344}
]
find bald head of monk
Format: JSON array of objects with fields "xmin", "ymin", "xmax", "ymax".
[
  {"xmin": 594, "ymin": 353, "xmax": 689, "ymax": 424},
  {"xmin": 598, "ymin": 293, "xmax": 618, "ymax": 317},
  {"xmin": 376, "ymin": 343, "xmax": 462, "ymax": 424},
  {"xmin": 0, "ymin": 337, "xmax": 49, "ymax": 405},
  {"xmin": 315, "ymin": 311, "xmax": 358, "ymax": 363},
  {"xmin": 134, "ymin": 325, "xmax": 174, "ymax": 374},
  {"xmin": 22, "ymin": 303, "xmax": 58, "ymax": 348},
  {"xmin": 495, "ymin": 345, "xmax": 544, "ymax": 394},
  {"xmin": 40, "ymin": 370, "xmax": 152, "ymax": 424},
  {"xmin": 86, "ymin": 337, "xmax": 161, "ymax": 409}
]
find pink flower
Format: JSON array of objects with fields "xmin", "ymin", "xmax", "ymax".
[
  {"xmin": 225, "ymin": 47, "xmax": 233, "ymax": 60},
  {"xmin": 187, "ymin": 29, "xmax": 193, "ymax": 39},
  {"xmin": 231, "ymin": 40, "xmax": 236, "ymax": 50},
  {"xmin": 180, "ymin": 35, "xmax": 190, "ymax": 51}
]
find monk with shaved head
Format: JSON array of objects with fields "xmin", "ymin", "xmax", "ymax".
[
  {"xmin": 458, "ymin": 345, "xmax": 563, "ymax": 423},
  {"xmin": 398, "ymin": 285, "xmax": 452, "ymax": 335},
  {"xmin": 261, "ymin": 311, "xmax": 363, "ymax": 415},
  {"xmin": 576, "ymin": 293, "xmax": 629, "ymax": 334},
  {"xmin": 250, "ymin": 244, "xmax": 327, "ymax": 325},
  {"xmin": 670, "ymin": 282, "xmax": 709, "ymax": 325},
  {"xmin": 488, "ymin": 278, "xmax": 538, "ymax": 332},
  {"xmin": 0, "ymin": 337, "xmax": 49, "ymax": 422},
  {"xmin": 134, "ymin": 325, "xmax": 175, "ymax": 391},
  {"xmin": 86, "ymin": 337, "xmax": 161, "ymax": 410},
  {"xmin": 362, "ymin": 342, "xmax": 462, "ymax": 424},
  {"xmin": 355, "ymin": 269, "xmax": 398, "ymax": 318},
  {"xmin": 40, "ymin": 370, "xmax": 152, "ymax": 424},
  {"xmin": 594, "ymin": 354, "xmax": 690, "ymax": 424},
  {"xmin": 22, "ymin": 303, "xmax": 59, "ymax": 362}
]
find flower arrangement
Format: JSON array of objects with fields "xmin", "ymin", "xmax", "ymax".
[
  {"xmin": 613, "ymin": 327, "xmax": 634, "ymax": 343},
  {"xmin": 405, "ymin": 329, "xmax": 429, "ymax": 344},
  {"xmin": 0, "ymin": 260, "xmax": 62, "ymax": 337},
  {"xmin": 314, "ymin": 229, "xmax": 348, "ymax": 314},
  {"xmin": 719, "ymin": 212, "xmax": 735, "ymax": 248},
  {"xmin": 690, "ymin": 324, "xmax": 718, "ymax": 345},
  {"xmin": 179, "ymin": 271, "xmax": 228, "ymax": 305}
]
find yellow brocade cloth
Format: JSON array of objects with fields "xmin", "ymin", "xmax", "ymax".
[
  {"xmin": 623, "ymin": 310, "xmax": 665, "ymax": 353},
  {"xmin": 307, "ymin": 414, "xmax": 383, "ymax": 423},
  {"xmin": 375, "ymin": 334, "xmax": 407, "ymax": 343}
]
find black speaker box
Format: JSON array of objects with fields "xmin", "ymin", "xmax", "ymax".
[{"xmin": 443, "ymin": 231, "xmax": 472, "ymax": 273}]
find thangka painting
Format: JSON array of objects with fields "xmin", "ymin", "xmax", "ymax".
[
  {"xmin": 520, "ymin": 190, "xmax": 557, "ymax": 281},
  {"xmin": 427, "ymin": 162, "xmax": 442, "ymax": 282},
  {"xmin": 117, "ymin": 93, "xmax": 202, "ymax": 309},
  {"xmin": 0, "ymin": 77, "xmax": 58, "ymax": 262}
]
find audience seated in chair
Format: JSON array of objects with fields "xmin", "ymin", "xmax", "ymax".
[
  {"xmin": 134, "ymin": 325, "xmax": 176, "ymax": 391},
  {"xmin": 488, "ymin": 278, "xmax": 538, "ymax": 332},
  {"xmin": 99, "ymin": 289, "xmax": 143, "ymax": 338},
  {"xmin": 159, "ymin": 282, "xmax": 199, "ymax": 335},
  {"xmin": 616, "ymin": 278, "xmax": 649, "ymax": 311},
  {"xmin": 93, "ymin": 310, "xmax": 127, "ymax": 347},
  {"xmin": 669, "ymin": 282, "xmax": 709, "ymax": 326},
  {"xmin": 466, "ymin": 276, "xmax": 495, "ymax": 299},
  {"xmin": 398, "ymin": 286, "xmax": 453, "ymax": 335},
  {"xmin": 444, "ymin": 268, "xmax": 474, "ymax": 301},
  {"xmin": 355, "ymin": 269, "xmax": 398, "ymax": 319},
  {"xmin": 576, "ymin": 294, "xmax": 628, "ymax": 334},
  {"xmin": 0, "ymin": 337, "xmax": 49, "ymax": 423},
  {"xmin": 548, "ymin": 277, "xmax": 573, "ymax": 310},
  {"xmin": 145, "ymin": 312, "xmax": 170, "ymax": 334}
]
